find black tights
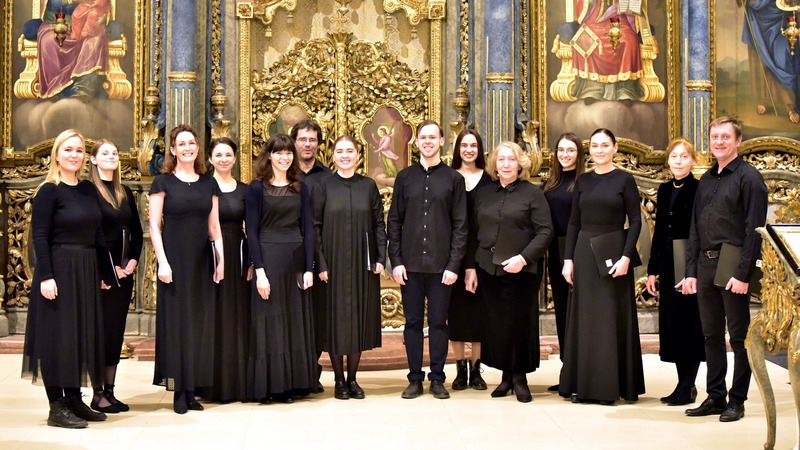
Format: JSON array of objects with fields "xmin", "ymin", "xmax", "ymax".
[
  {"xmin": 676, "ymin": 360, "xmax": 701, "ymax": 389},
  {"xmin": 329, "ymin": 352, "xmax": 363, "ymax": 382},
  {"xmin": 45, "ymin": 387, "xmax": 81, "ymax": 403}
]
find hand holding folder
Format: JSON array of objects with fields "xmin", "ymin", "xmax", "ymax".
[{"xmin": 589, "ymin": 229, "xmax": 642, "ymax": 277}]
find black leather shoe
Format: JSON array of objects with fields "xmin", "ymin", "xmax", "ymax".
[
  {"xmin": 347, "ymin": 381, "xmax": 365, "ymax": 399},
  {"xmin": 187, "ymin": 399, "xmax": 204, "ymax": 411},
  {"xmin": 719, "ymin": 401, "xmax": 745, "ymax": 422},
  {"xmin": 547, "ymin": 384, "xmax": 560, "ymax": 392},
  {"xmin": 401, "ymin": 381, "xmax": 423, "ymax": 399},
  {"xmin": 66, "ymin": 395, "xmax": 107, "ymax": 422},
  {"xmin": 90, "ymin": 397, "xmax": 120, "ymax": 414},
  {"xmin": 667, "ymin": 386, "xmax": 698, "ymax": 406},
  {"xmin": 429, "ymin": 380, "xmax": 450, "ymax": 399},
  {"xmin": 451, "ymin": 360, "xmax": 468, "ymax": 390},
  {"xmin": 48, "ymin": 398, "xmax": 88, "ymax": 429},
  {"xmin": 334, "ymin": 381, "xmax": 350, "ymax": 400},
  {"xmin": 469, "ymin": 360, "xmax": 488, "ymax": 390},
  {"xmin": 685, "ymin": 397, "xmax": 726, "ymax": 416}
]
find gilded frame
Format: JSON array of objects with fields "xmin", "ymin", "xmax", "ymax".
[
  {"xmin": 1, "ymin": 0, "xmax": 151, "ymax": 168},
  {"xmin": 357, "ymin": 103, "xmax": 416, "ymax": 187},
  {"xmin": 235, "ymin": 0, "xmax": 443, "ymax": 183},
  {"xmin": 530, "ymin": 0, "xmax": 682, "ymax": 151}
]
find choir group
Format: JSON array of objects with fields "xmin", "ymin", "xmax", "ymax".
[{"xmin": 21, "ymin": 116, "xmax": 767, "ymax": 428}]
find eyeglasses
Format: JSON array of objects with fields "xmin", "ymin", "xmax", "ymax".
[
  {"xmin": 557, "ymin": 147, "xmax": 577, "ymax": 154},
  {"xmin": 296, "ymin": 138, "xmax": 318, "ymax": 144}
]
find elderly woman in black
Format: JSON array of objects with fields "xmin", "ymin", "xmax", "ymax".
[
  {"xmin": 465, "ymin": 141, "xmax": 553, "ymax": 403},
  {"xmin": 645, "ymin": 138, "xmax": 704, "ymax": 405},
  {"xmin": 88, "ymin": 139, "xmax": 143, "ymax": 413},
  {"xmin": 22, "ymin": 129, "xmax": 111, "ymax": 428}
]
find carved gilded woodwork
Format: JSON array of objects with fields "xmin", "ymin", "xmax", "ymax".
[{"xmin": 5, "ymin": 188, "xmax": 35, "ymax": 308}]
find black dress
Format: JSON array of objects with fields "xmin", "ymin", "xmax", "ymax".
[
  {"xmin": 22, "ymin": 181, "xmax": 107, "ymax": 388},
  {"xmin": 205, "ymin": 181, "xmax": 250, "ymax": 401},
  {"xmin": 448, "ymin": 171, "xmax": 492, "ymax": 343},
  {"xmin": 245, "ymin": 182, "xmax": 316, "ymax": 399},
  {"xmin": 647, "ymin": 176, "xmax": 705, "ymax": 363},
  {"xmin": 312, "ymin": 173, "xmax": 385, "ymax": 354},
  {"xmin": 96, "ymin": 181, "xmax": 143, "ymax": 367},
  {"xmin": 559, "ymin": 169, "xmax": 645, "ymax": 402},
  {"xmin": 470, "ymin": 180, "xmax": 553, "ymax": 373},
  {"xmin": 544, "ymin": 170, "xmax": 577, "ymax": 358},
  {"xmin": 150, "ymin": 174, "xmax": 220, "ymax": 391}
]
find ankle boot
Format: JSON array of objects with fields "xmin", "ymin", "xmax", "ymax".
[
  {"xmin": 469, "ymin": 359, "xmax": 487, "ymax": 390},
  {"xmin": 48, "ymin": 398, "xmax": 88, "ymax": 428},
  {"xmin": 452, "ymin": 360, "xmax": 468, "ymax": 390}
]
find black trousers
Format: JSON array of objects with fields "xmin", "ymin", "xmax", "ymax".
[
  {"xmin": 696, "ymin": 255, "xmax": 751, "ymax": 403},
  {"xmin": 401, "ymin": 272, "xmax": 452, "ymax": 382}
]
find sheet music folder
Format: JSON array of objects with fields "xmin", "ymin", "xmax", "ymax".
[{"xmin": 588, "ymin": 229, "xmax": 642, "ymax": 277}]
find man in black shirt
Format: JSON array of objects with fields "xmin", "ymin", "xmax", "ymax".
[
  {"xmin": 291, "ymin": 119, "xmax": 331, "ymax": 393},
  {"xmin": 388, "ymin": 120, "xmax": 468, "ymax": 399},
  {"xmin": 683, "ymin": 116, "xmax": 768, "ymax": 422}
]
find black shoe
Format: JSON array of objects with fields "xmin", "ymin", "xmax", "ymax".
[
  {"xmin": 547, "ymin": 384, "xmax": 560, "ymax": 392},
  {"xmin": 667, "ymin": 386, "xmax": 698, "ymax": 406},
  {"xmin": 187, "ymin": 400, "xmax": 204, "ymax": 411},
  {"xmin": 429, "ymin": 380, "xmax": 450, "ymax": 399},
  {"xmin": 312, "ymin": 381, "xmax": 324, "ymax": 394},
  {"xmin": 48, "ymin": 398, "xmax": 88, "ymax": 429},
  {"xmin": 491, "ymin": 381, "xmax": 512, "ymax": 398},
  {"xmin": 90, "ymin": 397, "xmax": 120, "ymax": 414},
  {"xmin": 401, "ymin": 381, "xmax": 423, "ymax": 399},
  {"xmin": 719, "ymin": 401, "xmax": 745, "ymax": 422},
  {"xmin": 347, "ymin": 380, "xmax": 365, "ymax": 399},
  {"xmin": 272, "ymin": 393, "xmax": 294, "ymax": 404},
  {"xmin": 173, "ymin": 391, "xmax": 188, "ymax": 414},
  {"xmin": 451, "ymin": 360, "xmax": 468, "ymax": 390},
  {"xmin": 660, "ymin": 383, "xmax": 681, "ymax": 404},
  {"xmin": 66, "ymin": 395, "xmax": 107, "ymax": 422},
  {"xmin": 104, "ymin": 387, "xmax": 130, "ymax": 412},
  {"xmin": 685, "ymin": 397, "xmax": 727, "ymax": 417},
  {"xmin": 514, "ymin": 385, "xmax": 532, "ymax": 403},
  {"xmin": 334, "ymin": 381, "xmax": 350, "ymax": 400},
  {"xmin": 469, "ymin": 360, "xmax": 488, "ymax": 390}
]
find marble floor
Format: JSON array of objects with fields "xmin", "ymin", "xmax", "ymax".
[{"xmin": 0, "ymin": 353, "xmax": 796, "ymax": 450}]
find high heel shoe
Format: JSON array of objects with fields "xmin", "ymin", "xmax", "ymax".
[
  {"xmin": 490, "ymin": 381, "xmax": 512, "ymax": 398},
  {"xmin": 667, "ymin": 386, "xmax": 698, "ymax": 406},
  {"xmin": 514, "ymin": 386, "xmax": 532, "ymax": 403}
]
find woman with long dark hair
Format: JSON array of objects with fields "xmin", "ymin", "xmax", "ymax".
[
  {"xmin": 245, "ymin": 134, "xmax": 316, "ymax": 403},
  {"xmin": 542, "ymin": 132, "xmax": 586, "ymax": 392},
  {"xmin": 149, "ymin": 124, "xmax": 224, "ymax": 414},
  {"xmin": 313, "ymin": 135, "xmax": 386, "ymax": 400},
  {"xmin": 204, "ymin": 137, "xmax": 252, "ymax": 402},
  {"xmin": 87, "ymin": 139, "xmax": 143, "ymax": 413},
  {"xmin": 22, "ymin": 129, "xmax": 111, "ymax": 428},
  {"xmin": 559, "ymin": 128, "xmax": 645, "ymax": 405},
  {"xmin": 448, "ymin": 128, "xmax": 492, "ymax": 391}
]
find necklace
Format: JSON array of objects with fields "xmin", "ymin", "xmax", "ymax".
[{"xmin": 673, "ymin": 180, "xmax": 684, "ymax": 188}]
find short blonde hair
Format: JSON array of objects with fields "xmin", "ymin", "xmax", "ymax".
[
  {"xmin": 486, "ymin": 141, "xmax": 531, "ymax": 181},
  {"xmin": 665, "ymin": 138, "xmax": 697, "ymax": 165}
]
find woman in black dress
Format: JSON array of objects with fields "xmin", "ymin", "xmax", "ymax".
[
  {"xmin": 203, "ymin": 137, "xmax": 252, "ymax": 402},
  {"xmin": 245, "ymin": 134, "xmax": 316, "ymax": 403},
  {"xmin": 465, "ymin": 141, "xmax": 553, "ymax": 403},
  {"xmin": 149, "ymin": 124, "xmax": 225, "ymax": 414},
  {"xmin": 645, "ymin": 138, "xmax": 704, "ymax": 405},
  {"xmin": 88, "ymin": 139, "xmax": 143, "ymax": 413},
  {"xmin": 313, "ymin": 135, "xmax": 386, "ymax": 400},
  {"xmin": 542, "ymin": 132, "xmax": 586, "ymax": 392},
  {"xmin": 559, "ymin": 128, "xmax": 645, "ymax": 405},
  {"xmin": 448, "ymin": 129, "xmax": 491, "ymax": 391},
  {"xmin": 22, "ymin": 129, "xmax": 110, "ymax": 428}
]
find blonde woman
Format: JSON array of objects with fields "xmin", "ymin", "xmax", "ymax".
[{"xmin": 22, "ymin": 129, "xmax": 111, "ymax": 428}]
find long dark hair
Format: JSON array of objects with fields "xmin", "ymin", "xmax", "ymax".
[
  {"xmin": 450, "ymin": 128, "xmax": 486, "ymax": 170},
  {"xmin": 253, "ymin": 134, "xmax": 302, "ymax": 192},
  {"xmin": 162, "ymin": 124, "xmax": 207, "ymax": 175},
  {"xmin": 89, "ymin": 139, "xmax": 126, "ymax": 209},
  {"xmin": 543, "ymin": 132, "xmax": 585, "ymax": 193}
]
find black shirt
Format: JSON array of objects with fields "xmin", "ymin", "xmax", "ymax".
[
  {"xmin": 686, "ymin": 156, "xmax": 768, "ymax": 281},
  {"xmin": 301, "ymin": 160, "xmax": 332, "ymax": 192},
  {"xmin": 387, "ymin": 161, "xmax": 468, "ymax": 273},
  {"xmin": 468, "ymin": 179, "xmax": 554, "ymax": 275}
]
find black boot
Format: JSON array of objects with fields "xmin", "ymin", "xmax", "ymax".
[
  {"xmin": 48, "ymin": 398, "xmax": 88, "ymax": 429},
  {"xmin": 469, "ymin": 360, "xmax": 487, "ymax": 390},
  {"xmin": 452, "ymin": 360, "xmax": 468, "ymax": 390},
  {"xmin": 66, "ymin": 395, "xmax": 107, "ymax": 422}
]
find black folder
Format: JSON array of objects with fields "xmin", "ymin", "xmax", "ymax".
[
  {"xmin": 491, "ymin": 225, "xmax": 533, "ymax": 265},
  {"xmin": 120, "ymin": 226, "xmax": 130, "ymax": 268},
  {"xmin": 365, "ymin": 231, "xmax": 379, "ymax": 272},
  {"xmin": 672, "ymin": 239, "xmax": 687, "ymax": 282},
  {"xmin": 588, "ymin": 229, "xmax": 642, "ymax": 277},
  {"xmin": 240, "ymin": 238, "xmax": 248, "ymax": 278},
  {"xmin": 713, "ymin": 242, "xmax": 763, "ymax": 294},
  {"xmin": 292, "ymin": 244, "xmax": 306, "ymax": 289},
  {"xmin": 98, "ymin": 248, "xmax": 120, "ymax": 288},
  {"xmin": 209, "ymin": 240, "xmax": 219, "ymax": 276}
]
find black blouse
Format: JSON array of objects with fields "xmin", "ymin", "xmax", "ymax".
[{"xmin": 97, "ymin": 180, "xmax": 144, "ymax": 266}]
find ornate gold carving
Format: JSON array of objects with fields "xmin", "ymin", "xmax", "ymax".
[
  {"xmin": 237, "ymin": 8, "xmax": 253, "ymax": 182},
  {"xmin": 2, "ymin": 1, "xmax": 11, "ymax": 151},
  {"xmin": 520, "ymin": 0, "xmax": 528, "ymax": 114},
  {"xmin": 430, "ymin": 11, "xmax": 443, "ymax": 124},
  {"xmin": 142, "ymin": 243, "xmax": 158, "ymax": 310},
  {"xmin": 486, "ymin": 72, "xmax": 515, "ymax": 84},
  {"xmin": 709, "ymin": 0, "xmax": 717, "ymax": 117},
  {"xmin": 383, "ymin": 0, "xmax": 428, "ymax": 26},
  {"xmin": 1, "ymin": 159, "xmax": 49, "ymax": 180},
  {"xmin": 210, "ymin": 0, "xmax": 230, "ymax": 137},
  {"xmin": 381, "ymin": 288, "xmax": 405, "ymax": 328},
  {"xmin": 237, "ymin": 2, "xmax": 254, "ymax": 19},
  {"xmin": 521, "ymin": 120, "xmax": 543, "ymax": 176},
  {"xmin": 450, "ymin": 0, "xmax": 470, "ymax": 137},
  {"xmin": 120, "ymin": 164, "xmax": 142, "ymax": 181},
  {"xmin": 686, "ymin": 80, "xmax": 713, "ymax": 91},
  {"xmin": 251, "ymin": 0, "xmax": 297, "ymax": 37},
  {"xmin": 750, "ymin": 239, "xmax": 799, "ymax": 354},
  {"xmin": 5, "ymin": 189, "xmax": 35, "ymax": 308},
  {"xmin": 167, "ymin": 71, "xmax": 197, "ymax": 82},
  {"xmin": 428, "ymin": 0, "xmax": 446, "ymax": 20}
]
